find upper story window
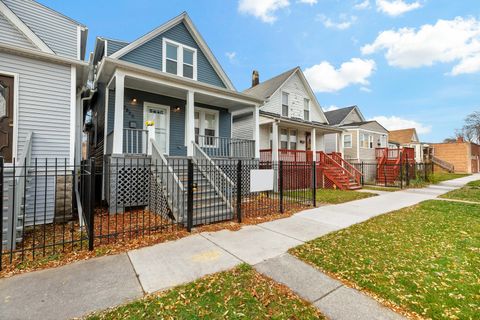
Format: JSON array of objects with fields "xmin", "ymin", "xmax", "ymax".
[
  {"xmin": 163, "ymin": 38, "xmax": 197, "ymax": 80},
  {"xmin": 304, "ymin": 98, "xmax": 310, "ymax": 121},
  {"xmin": 282, "ymin": 92, "xmax": 289, "ymax": 117},
  {"xmin": 380, "ymin": 135, "xmax": 387, "ymax": 147}
]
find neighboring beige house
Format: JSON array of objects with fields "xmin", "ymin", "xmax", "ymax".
[
  {"xmin": 389, "ymin": 128, "xmax": 432, "ymax": 163},
  {"xmin": 324, "ymin": 106, "xmax": 389, "ymax": 163},
  {"xmin": 431, "ymin": 137, "xmax": 480, "ymax": 173}
]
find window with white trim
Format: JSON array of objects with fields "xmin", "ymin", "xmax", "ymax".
[
  {"xmin": 280, "ymin": 129, "xmax": 288, "ymax": 149},
  {"xmin": 343, "ymin": 134, "xmax": 352, "ymax": 148},
  {"xmin": 194, "ymin": 108, "xmax": 218, "ymax": 146},
  {"xmin": 380, "ymin": 135, "xmax": 387, "ymax": 147},
  {"xmin": 163, "ymin": 38, "xmax": 197, "ymax": 80},
  {"xmin": 289, "ymin": 130, "xmax": 297, "ymax": 150},
  {"xmin": 304, "ymin": 98, "xmax": 310, "ymax": 121},
  {"xmin": 369, "ymin": 135, "xmax": 374, "ymax": 149},
  {"xmin": 282, "ymin": 92, "xmax": 289, "ymax": 117},
  {"xmin": 360, "ymin": 133, "xmax": 369, "ymax": 148}
]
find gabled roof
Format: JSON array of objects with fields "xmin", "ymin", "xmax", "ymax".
[
  {"xmin": 324, "ymin": 105, "xmax": 366, "ymax": 126},
  {"xmin": 109, "ymin": 12, "xmax": 235, "ymax": 90},
  {"xmin": 243, "ymin": 67, "xmax": 297, "ymax": 100},
  {"xmin": 244, "ymin": 67, "xmax": 329, "ymax": 124},
  {"xmin": 389, "ymin": 128, "xmax": 419, "ymax": 144}
]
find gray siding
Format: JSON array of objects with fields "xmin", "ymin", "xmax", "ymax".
[
  {"xmin": 0, "ymin": 12, "xmax": 37, "ymax": 49},
  {"xmin": 232, "ymin": 113, "xmax": 254, "ymax": 140},
  {"xmin": 3, "ymin": 0, "xmax": 80, "ymax": 59},
  {"xmin": 107, "ymin": 89, "xmax": 115, "ymax": 134},
  {"xmin": 0, "ymin": 52, "xmax": 72, "ymax": 160},
  {"xmin": 106, "ymin": 39, "xmax": 129, "ymax": 56},
  {"xmin": 121, "ymin": 22, "xmax": 226, "ymax": 88}
]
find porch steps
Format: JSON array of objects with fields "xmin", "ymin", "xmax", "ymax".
[
  {"xmin": 321, "ymin": 164, "xmax": 361, "ymax": 191},
  {"xmin": 168, "ymin": 160, "xmax": 234, "ymax": 226}
]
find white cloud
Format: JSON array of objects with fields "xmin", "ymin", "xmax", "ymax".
[
  {"xmin": 376, "ymin": 0, "xmax": 422, "ymax": 16},
  {"xmin": 354, "ymin": 0, "xmax": 370, "ymax": 10},
  {"xmin": 304, "ymin": 58, "xmax": 376, "ymax": 93},
  {"xmin": 317, "ymin": 14, "xmax": 357, "ymax": 30},
  {"xmin": 298, "ymin": 0, "xmax": 317, "ymax": 4},
  {"xmin": 360, "ymin": 86, "xmax": 372, "ymax": 93},
  {"xmin": 225, "ymin": 51, "xmax": 237, "ymax": 62},
  {"xmin": 323, "ymin": 105, "xmax": 339, "ymax": 112},
  {"xmin": 371, "ymin": 116, "xmax": 432, "ymax": 134},
  {"xmin": 238, "ymin": 0, "xmax": 290, "ymax": 23},
  {"xmin": 362, "ymin": 17, "xmax": 480, "ymax": 75}
]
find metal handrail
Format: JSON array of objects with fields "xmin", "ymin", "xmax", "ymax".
[
  {"xmin": 432, "ymin": 156, "xmax": 454, "ymax": 172},
  {"xmin": 150, "ymin": 138, "xmax": 185, "ymax": 221}
]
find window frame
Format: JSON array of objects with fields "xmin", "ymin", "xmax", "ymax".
[
  {"xmin": 193, "ymin": 107, "xmax": 219, "ymax": 147},
  {"xmin": 281, "ymin": 92, "xmax": 289, "ymax": 117},
  {"xmin": 162, "ymin": 38, "xmax": 197, "ymax": 80},
  {"xmin": 343, "ymin": 134, "xmax": 352, "ymax": 149},
  {"xmin": 303, "ymin": 98, "xmax": 310, "ymax": 121}
]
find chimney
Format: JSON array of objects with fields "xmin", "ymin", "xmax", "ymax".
[
  {"xmin": 457, "ymin": 136, "xmax": 464, "ymax": 143},
  {"xmin": 252, "ymin": 70, "xmax": 260, "ymax": 87}
]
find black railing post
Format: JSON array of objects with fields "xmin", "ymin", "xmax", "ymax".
[
  {"xmin": 187, "ymin": 159, "xmax": 194, "ymax": 232},
  {"xmin": 400, "ymin": 161, "xmax": 404, "ymax": 189},
  {"xmin": 312, "ymin": 161, "xmax": 317, "ymax": 207},
  {"xmin": 88, "ymin": 158, "xmax": 96, "ymax": 251},
  {"xmin": 279, "ymin": 161, "xmax": 284, "ymax": 213},
  {"xmin": 406, "ymin": 161, "xmax": 410, "ymax": 187},
  {"xmin": 236, "ymin": 160, "xmax": 242, "ymax": 223},
  {"xmin": 0, "ymin": 157, "xmax": 3, "ymax": 271},
  {"xmin": 361, "ymin": 162, "xmax": 365, "ymax": 186}
]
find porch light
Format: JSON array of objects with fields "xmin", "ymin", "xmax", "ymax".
[
  {"xmin": 132, "ymin": 98, "xmax": 138, "ymax": 104},
  {"xmin": 172, "ymin": 106, "xmax": 181, "ymax": 112}
]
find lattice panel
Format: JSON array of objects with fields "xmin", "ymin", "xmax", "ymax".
[{"xmin": 149, "ymin": 173, "xmax": 176, "ymax": 221}]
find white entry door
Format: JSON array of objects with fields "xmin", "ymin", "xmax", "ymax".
[{"xmin": 144, "ymin": 103, "xmax": 169, "ymax": 154}]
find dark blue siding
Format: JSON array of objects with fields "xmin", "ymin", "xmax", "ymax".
[
  {"xmin": 107, "ymin": 89, "xmax": 115, "ymax": 134},
  {"xmin": 120, "ymin": 22, "xmax": 227, "ymax": 88},
  {"xmin": 106, "ymin": 39, "xmax": 129, "ymax": 56}
]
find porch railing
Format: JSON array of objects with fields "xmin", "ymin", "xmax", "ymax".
[
  {"xmin": 123, "ymin": 128, "xmax": 148, "ymax": 155},
  {"xmin": 196, "ymin": 135, "xmax": 255, "ymax": 159},
  {"xmin": 328, "ymin": 152, "xmax": 362, "ymax": 186}
]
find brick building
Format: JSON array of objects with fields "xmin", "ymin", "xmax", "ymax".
[{"xmin": 431, "ymin": 138, "xmax": 480, "ymax": 173}]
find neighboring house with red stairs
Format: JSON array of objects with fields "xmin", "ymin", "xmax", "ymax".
[
  {"xmin": 232, "ymin": 68, "xmax": 361, "ymax": 191},
  {"xmin": 375, "ymin": 147, "xmax": 416, "ymax": 185},
  {"xmin": 324, "ymin": 106, "xmax": 389, "ymax": 163}
]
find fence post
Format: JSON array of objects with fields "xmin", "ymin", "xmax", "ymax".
[
  {"xmin": 361, "ymin": 162, "xmax": 365, "ymax": 186},
  {"xmin": 400, "ymin": 161, "xmax": 404, "ymax": 189},
  {"xmin": 88, "ymin": 158, "xmax": 96, "ymax": 251},
  {"xmin": 187, "ymin": 159, "xmax": 194, "ymax": 232},
  {"xmin": 236, "ymin": 160, "xmax": 242, "ymax": 223},
  {"xmin": 0, "ymin": 157, "xmax": 3, "ymax": 270},
  {"xmin": 424, "ymin": 163, "xmax": 427, "ymax": 182},
  {"xmin": 279, "ymin": 161, "xmax": 284, "ymax": 213},
  {"xmin": 312, "ymin": 161, "xmax": 317, "ymax": 207},
  {"xmin": 406, "ymin": 161, "xmax": 410, "ymax": 187}
]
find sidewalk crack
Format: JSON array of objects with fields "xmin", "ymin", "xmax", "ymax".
[{"xmin": 312, "ymin": 284, "xmax": 344, "ymax": 303}]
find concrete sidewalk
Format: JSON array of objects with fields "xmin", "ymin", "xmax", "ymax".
[{"xmin": 1, "ymin": 174, "xmax": 478, "ymax": 320}]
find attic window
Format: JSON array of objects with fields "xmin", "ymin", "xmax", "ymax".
[{"xmin": 163, "ymin": 38, "xmax": 197, "ymax": 80}]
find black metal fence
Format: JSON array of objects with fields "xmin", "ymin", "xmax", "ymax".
[{"xmin": 353, "ymin": 162, "xmax": 434, "ymax": 188}]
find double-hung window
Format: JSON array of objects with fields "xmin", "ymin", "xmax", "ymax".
[
  {"xmin": 163, "ymin": 38, "xmax": 197, "ymax": 80},
  {"xmin": 194, "ymin": 108, "xmax": 218, "ymax": 147},
  {"xmin": 343, "ymin": 134, "xmax": 352, "ymax": 148},
  {"xmin": 369, "ymin": 135, "xmax": 374, "ymax": 149},
  {"xmin": 282, "ymin": 92, "xmax": 289, "ymax": 117},
  {"xmin": 304, "ymin": 98, "xmax": 310, "ymax": 121},
  {"xmin": 280, "ymin": 129, "xmax": 288, "ymax": 149},
  {"xmin": 289, "ymin": 130, "xmax": 297, "ymax": 150},
  {"xmin": 360, "ymin": 133, "xmax": 369, "ymax": 148}
]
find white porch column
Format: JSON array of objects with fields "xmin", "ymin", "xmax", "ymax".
[
  {"xmin": 186, "ymin": 90, "xmax": 195, "ymax": 156},
  {"xmin": 272, "ymin": 121, "xmax": 279, "ymax": 162},
  {"xmin": 253, "ymin": 106, "xmax": 260, "ymax": 159},
  {"xmin": 112, "ymin": 71, "xmax": 125, "ymax": 154},
  {"xmin": 311, "ymin": 128, "xmax": 317, "ymax": 161}
]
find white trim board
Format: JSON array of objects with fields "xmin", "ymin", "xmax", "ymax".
[
  {"xmin": 109, "ymin": 12, "xmax": 235, "ymax": 90},
  {"xmin": 0, "ymin": 1, "xmax": 54, "ymax": 54},
  {"xmin": 0, "ymin": 70, "xmax": 19, "ymax": 162}
]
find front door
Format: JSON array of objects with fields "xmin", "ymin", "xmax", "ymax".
[
  {"xmin": 0, "ymin": 75, "xmax": 14, "ymax": 162},
  {"xmin": 305, "ymin": 132, "xmax": 312, "ymax": 151},
  {"xmin": 144, "ymin": 104, "xmax": 169, "ymax": 154}
]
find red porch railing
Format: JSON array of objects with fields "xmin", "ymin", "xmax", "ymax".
[{"xmin": 260, "ymin": 149, "xmax": 314, "ymax": 163}]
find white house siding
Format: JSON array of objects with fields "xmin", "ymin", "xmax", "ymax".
[
  {"xmin": 342, "ymin": 110, "xmax": 363, "ymax": 124},
  {"xmin": 0, "ymin": 12, "xmax": 37, "ymax": 50},
  {"xmin": 2, "ymin": 0, "xmax": 80, "ymax": 59},
  {"xmin": 0, "ymin": 52, "xmax": 73, "ymax": 226},
  {"xmin": 232, "ymin": 113, "xmax": 254, "ymax": 140},
  {"xmin": 259, "ymin": 125, "xmax": 271, "ymax": 149},
  {"xmin": 261, "ymin": 73, "xmax": 327, "ymax": 123},
  {"xmin": 324, "ymin": 133, "xmax": 338, "ymax": 153}
]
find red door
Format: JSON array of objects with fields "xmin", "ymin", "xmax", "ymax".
[{"xmin": 0, "ymin": 75, "xmax": 14, "ymax": 162}]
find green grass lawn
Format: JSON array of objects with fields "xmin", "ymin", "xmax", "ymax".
[
  {"xmin": 440, "ymin": 180, "xmax": 480, "ymax": 203},
  {"xmin": 87, "ymin": 264, "xmax": 324, "ymax": 320},
  {"xmin": 290, "ymin": 200, "xmax": 480, "ymax": 320},
  {"xmin": 430, "ymin": 172, "xmax": 470, "ymax": 183},
  {"xmin": 287, "ymin": 188, "xmax": 376, "ymax": 205},
  {"xmin": 363, "ymin": 186, "xmax": 400, "ymax": 192}
]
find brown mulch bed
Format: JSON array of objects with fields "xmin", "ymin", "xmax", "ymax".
[{"xmin": 1, "ymin": 196, "xmax": 310, "ymax": 278}]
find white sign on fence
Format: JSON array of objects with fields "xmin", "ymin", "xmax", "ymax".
[{"xmin": 250, "ymin": 169, "xmax": 274, "ymax": 192}]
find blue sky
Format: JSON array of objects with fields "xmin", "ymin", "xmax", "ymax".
[{"xmin": 39, "ymin": 0, "xmax": 480, "ymax": 142}]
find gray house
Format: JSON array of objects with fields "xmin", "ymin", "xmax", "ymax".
[
  {"xmin": 324, "ymin": 106, "xmax": 389, "ymax": 163},
  {"xmin": 0, "ymin": 0, "xmax": 88, "ymax": 247},
  {"xmin": 86, "ymin": 12, "xmax": 262, "ymax": 224}
]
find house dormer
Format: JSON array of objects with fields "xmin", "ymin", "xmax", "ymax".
[{"xmin": 93, "ymin": 12, "xmax": 233, "ymax": 89}]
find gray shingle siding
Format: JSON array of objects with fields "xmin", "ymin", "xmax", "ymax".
[
  {"xmin": 120, "ymin": 22, "xmax": 226, "ymax": 88},
  {"xmin": 3, "ymin": 0, "xmax": 80, "ymax": 59},
  {"xmin": 0, "ymin": 12, "xmax": 37, "ymax": 49},
  {"xmin": 107, "ymin": 89, "xmax": 115, "ymax": 135},
  {"xmin": 106, "ymin": 39, "xmax": 129, "ymax": 56}
]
